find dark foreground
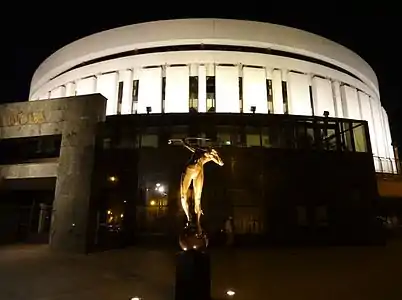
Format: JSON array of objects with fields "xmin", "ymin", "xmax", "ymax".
[{"xmin": 1, "ymin": 241, "xmax": 402, "ymax": 300}]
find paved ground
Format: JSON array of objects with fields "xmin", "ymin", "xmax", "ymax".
[{"xmin": 1, "ymin": 241, "xmax": 402, "ymax": 300}]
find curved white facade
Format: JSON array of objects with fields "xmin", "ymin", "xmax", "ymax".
[{"xmin": 29, "ymin": 19, "xmax": 395, "ymax": 173}]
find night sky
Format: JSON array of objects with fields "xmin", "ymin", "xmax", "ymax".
[{"xmin": 2, "ymin": 7, "xmax": 401, "ymax": 146}]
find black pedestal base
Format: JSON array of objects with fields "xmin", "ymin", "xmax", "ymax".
[{"xmin": 175, "ymin": 249, "xmax": 211, "ymax": 300}]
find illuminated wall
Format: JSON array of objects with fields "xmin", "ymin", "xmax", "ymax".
[
  {"xmin": 28, "ymin": 19, "xmax": 394, "ymax": 173},
  {"xmin": 215, "ymin": 66, "xmax": 240, "ymax": 113}
]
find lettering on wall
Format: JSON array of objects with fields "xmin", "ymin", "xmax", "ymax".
[{"xmin": 0, "ymin": 111, "xmax": 46, "ymax": 127}]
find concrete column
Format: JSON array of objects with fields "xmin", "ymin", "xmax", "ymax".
[
  {"xmin": 38, "ymin": 203, "xmax": 48, "ymax": 233},
  {"xmin": 50, "ymin": 95, "xmax": 106, "ymax": 253}
]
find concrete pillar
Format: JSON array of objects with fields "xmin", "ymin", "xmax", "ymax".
[{"xmin": 50, "ymin": 95, "xmax": 106, "ymax": 253}]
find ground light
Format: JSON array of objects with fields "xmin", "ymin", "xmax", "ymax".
[
  {"xmin": 226, "ymin": 289, "xmax": 236, "ymax": 297},
  {"xmin": 130, "ymin": 297, "xmax": 141, "ymax": 300}
]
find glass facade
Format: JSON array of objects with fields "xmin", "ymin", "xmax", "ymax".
[{"xmin": 90, "ymin": 113, "xmax": 377, "ymax": 248}]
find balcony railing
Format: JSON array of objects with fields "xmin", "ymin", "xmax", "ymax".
[{"xmin": 374, "ymin": 156, "xmax": 400, "ymax": 175}]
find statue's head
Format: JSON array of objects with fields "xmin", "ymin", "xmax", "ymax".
[{"xmin": 205, "ymin": 148, "xmax": 224, "ymax": 166}]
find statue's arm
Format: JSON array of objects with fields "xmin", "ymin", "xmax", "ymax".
[{"xmin": 182, "ymin": 140, "xmax": 196, "ymax": 153}]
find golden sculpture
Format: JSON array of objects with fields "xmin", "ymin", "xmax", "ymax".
[{"xmin": 169, "ymin": 138, "xmax": 224, "ymax": 236}]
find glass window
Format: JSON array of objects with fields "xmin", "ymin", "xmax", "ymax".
[
  {"xmin": 340, "ymin": 122, "xmax": 354, "ymax": 152},
  {"xmin": 206, "ymin": 76, "xmax": 216, "ymax": 112},
  {"xmin": 217, "ymin": 126, "xmax": 238, "ymax": 146},
  {"xmin": 261, "ymin": 131, "xmax": 271, "ymax": 148},
  {"xmin": 162, "ymin": 76, "xmax": 166, "ymax": 112},
  {"xmin": 282, "ymin": 81, "xmax": 288, "ymax": 114},
  {"xmin": 233, "ymin": 206, "xmax": 263, "ymax": 234},
  {"xmin": 131, "ymin": 80, "xmax": 139, "ymax": 113},
  {"xmin": 189, "ymin": 76, "xmax": 198, "ymax": 111},
  {"xmin": 136, "ymin": 180, "xmax": 169, "ymax": 234},
  {"xmin": 266, "ymin": 79, "xmax": 273, "ymax": 114},
  {"xmin": 246, "ymin": 134, "xmax": 260, "ymax": 147},
  {"xmin": 245, "ymin": 126, "xmax": 261, "ymax": 147},
  {"xmin": 141, "ymin": 135, "xmax": 158, "ymax": 148},
  {"xmin": 170, "ymin": 126, "xmax": 188, "ymax": 140},
  {"xmin": 353, "ymin": 123, "xmax": 367, "ymax": 152},
  {"xmin": 239, "ymin": 77, "xmax": 243, "ymax": 113},
  {"xmin": 308, "ymin": 86, "xmax": 314, "ymax": 116},
  {"xmin": 117, "ymin": 81, "xmax": 123, "ymax": 114}
]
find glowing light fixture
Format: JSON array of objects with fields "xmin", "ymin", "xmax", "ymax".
[
  {"xmin": 107, "ymin": 210, "xmax": 112, "ymax": 215},
  {"xmin": 226, "ymin": 289, "xmax": 235, "ymax": 297},
  {"xmin": 150, "ymin": 200, "xmax": 156, "ymax": 206},
  {"xmin": 158, "ymin": 186, "xmax": 165, "ymax": 193},
  {"xmin": 108, "ymin": 176, "xmax": 117, "ymax": 182}
]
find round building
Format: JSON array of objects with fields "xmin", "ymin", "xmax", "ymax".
[
  {"xmin": 29, "ymin": 18, "xmax": 395, "ymax": 173},
  {"xmin": 2, "ymin": 19, "xmax": 397, "ymax": 251}
]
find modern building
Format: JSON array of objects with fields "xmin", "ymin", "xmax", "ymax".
[{"xmin": 1, "ymin": 19, "xmax": 400, "ymax": 253}]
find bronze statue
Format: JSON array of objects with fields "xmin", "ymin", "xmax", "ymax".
[{"xmin": 169, "ymin": 138, "xmax": 224, "ymax": 236}]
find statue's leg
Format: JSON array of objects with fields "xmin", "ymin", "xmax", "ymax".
[
  {"xmin": 180, "ymin": 173, "xmax": 192, "ymax": 224},
  {"xmin": 193, "ymin": 171, "xmax": 204, "ymax": 234}
]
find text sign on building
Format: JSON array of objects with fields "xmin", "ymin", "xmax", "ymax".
[{"xmin": 0, "ymin": 111, "xmax": 46, "ymax": 127}]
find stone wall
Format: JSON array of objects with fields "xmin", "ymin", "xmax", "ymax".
[{"xmin": 0, "ymin": 94, "xmax": 106, "ymax": 253}]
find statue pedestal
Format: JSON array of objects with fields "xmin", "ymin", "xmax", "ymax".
[{"xmin": 175, "ymin": 249, "xmax": 211, "ymax": 300}]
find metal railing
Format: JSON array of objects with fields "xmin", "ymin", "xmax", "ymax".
[{"xmin": 373, "ymin": 156, "xmax": 401, "ymax": 175}]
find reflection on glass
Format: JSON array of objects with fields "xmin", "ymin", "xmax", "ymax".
[
  {"xmin": 141, "ymin": 135, "xmax": 158, "ymax": 148},
  {"xmin": 137, "ymin": 181, "xmax": 169, "ymax": 234},
  {"xmin": 353, "ymin": 123, "xmax": 367, "ymax": 152},
  {"xmin": 206, "ymin": 76, "xmax": 216, "ymax": 112},
  {"xmin": 189, "ymin": 76, "xmax": 198, "ymax": 111}
]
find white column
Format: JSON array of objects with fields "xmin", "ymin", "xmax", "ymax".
[
  {"xmin": 342, "ymin": 85, "xmax": 361, "ymax": 120},
  {"xmin": 97, "ymin": 72, "xmax": 119, "ymax": 116},
  {"xmin": 120, "ymin": 69, "xmax": 134, "ymax": 115},
  {"xmin": 312, "ymin": 76, "xmax": 335, "ymax": 117},
  {"xmin": 137, "ymin": 67, "xmax": 162, "ymax": 114},
  {"xmin": 370, "ymin": 97, "xmax": 387, "ymax": 172},
  {"xmin": 215, "ymin": 65, "xmax": 240, "ymax": 113},
  {"xmin": 76, "ymin": 76, "xmax": 96, "ymax": 95},
  {"xmin": 331, "ymin": 80, "xmax": 343, "ymax": 118},
  {"xmin": 272, "ymin": 69, "xmax": 283, "ymax": 114},
  {"xmin": 287, "ymin": 72, "xmax": 311, "ymax": 116},
  {"xmin": 65, "ymin": 82, "xmax": 76, "ymax": 97},
  {"xmin": 50, "ymin": 86, "xmax": 66, "ymax": 99},
  {"xmin": 359, "ymin": 91, "xmax": 378, "ymax": 157},
  {"xmin": 243, "ymin": 66, "xmax": 268, "ymax": 114},
  {"xmin": 165, "ymin": 66, "xmax": 190, "ymax": 113}
]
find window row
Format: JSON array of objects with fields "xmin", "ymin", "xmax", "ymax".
[{"xmin": 102, "ymin": 119, "xmax": 369, "ymax": 154}]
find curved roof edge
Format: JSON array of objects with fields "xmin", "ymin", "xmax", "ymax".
[{"xmin": 30, "ymin": 18, "xmax": 379, "ymax": 96}]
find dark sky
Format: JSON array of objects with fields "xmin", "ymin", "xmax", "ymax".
[{"xmin": 2, "ymin": 6, "xmax": 401, "ymax": 144}]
